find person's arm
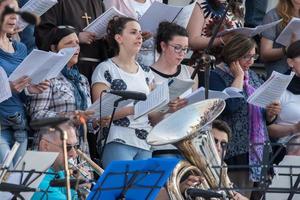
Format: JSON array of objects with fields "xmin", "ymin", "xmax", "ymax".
[
  {"xmin": 186, "ymin": 3, "xmax": 223, "ymax": 50},
  {"xmin": 260, "ymin": 37, "xmax": 285, "ymax": 62},
  {"xmin": 268, "ymin": 122, "xmax": 300, "ymax": 139}
]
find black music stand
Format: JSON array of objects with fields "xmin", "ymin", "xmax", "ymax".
[{"xmin": 87, "ymin": 158, "xmax": 179, "ymax": 200}]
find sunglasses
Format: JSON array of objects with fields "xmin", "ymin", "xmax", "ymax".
[{"xmin": 42, "ymin": 138, "xmax": 80, "ymax": 152}]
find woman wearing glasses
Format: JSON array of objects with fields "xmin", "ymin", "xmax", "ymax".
[
  {"xmin": 149, "ymin": 22, "xmax": 198, "ymax": 158},
  {"xmin": 209, "ymin": 34, "xmax": 281, "ymax": 198}
]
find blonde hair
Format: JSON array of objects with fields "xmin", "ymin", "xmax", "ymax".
[{"xmin": 277, "ymin": 0, "xmax": 294, "ymax": 30}]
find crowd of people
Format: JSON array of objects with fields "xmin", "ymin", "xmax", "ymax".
[{"xmin": 0, "ymin": 0, "xmax": 300, "ymax": 199}]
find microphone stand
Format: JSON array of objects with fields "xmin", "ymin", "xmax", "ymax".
[
  {"xmin": 98, "ymin": 97, "xmax": 126, "ymax": 165},
  {"xmin": 190, "ymin": 0, "xmax": 234, "ymax": 99},
  {"xmin": 56, "ymin": 126, "xmax": 71, "ymax": 200}
]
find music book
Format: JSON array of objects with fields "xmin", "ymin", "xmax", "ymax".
[
  {"xmin": 139, "ymin": 2, "xmax": 195, "ymax": 34},
  {"xmin": 186, "ymin": 87, "xmax": 244, "ymax": 105},
  {"xmin": 276, "ymin": 17, "xmax": 300, "ymax": 47},
  {"xmin": 0, "ymin": 67, "xmax": 12, "ymax": 103},
  {"xmin": 9, "ymin": 47, "xmax": 78, "ymax": 84},
  {"xmin": 87, "ymin": 158, "xmax": 179, "ymax": 200},
  {"xmin": 17, "ymin": 0, "xmax": 58, "ymax": 30},
  {"xmin": 247, "ymin": 71, "xmax": 295, "ymax": 108},
  {"xmin": 87, "ymin": 93, "xmax": 133, "ymax": 118},
  {"xmin": 83, "ymin": 7, "xmax": 127, "ymax": 39},
  {"xmin": 0, "ymin": 151, "xmax": 58, "ymax": 200},
  {"xmin": 217, "ymin": 19, "xmax": 282, "ymax": 37}
]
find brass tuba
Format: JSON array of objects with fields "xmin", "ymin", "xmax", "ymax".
[{"xmin": 147, "ymin": 99, "xmax": 233, "ymax": 199}]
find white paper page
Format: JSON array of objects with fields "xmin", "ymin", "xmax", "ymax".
[
  {"xmin": 217, "ymin": 19, "xmax": 281, "ymax": 37},
  {"xmin": 87, "ymin": 93, "xmax": 133, "ymax": 118},
  {"xmin": 9, "ymin": 47, "xmax": 77, "ymax": 84},
  {"xmin": 0, "ymin": 151, "xmax": 58, "ymax": 200},
  {"xmin": 168, "ymin": 78, "xmax": 194, "ymax": 101},
  {"xmin": 186, "ymin": 87, "xmax": 243, "ymax": 105},
  {"xmin": 134, "ymin": 81, "xmax": 169, "ymax": 119},
  {"xmin": 247, "ymin": 71, "xmax": 294, "ymax": 108},
  {"xmin": 83, "ymin": 7, "xmax": 127, "ymax": 39},
  {"xmin": 276, "ymin": 17, "xmax": 300, "ymax": 47},
  {"xmin": 139, "ymin": 2, "xmax": 182, "ymax": 33},
  {"xmin": 17, "ymin": 0, "xmax": 58, "ymax": 30},
  {"xmin": 0, "ymin": 67, "xmax": 12, "ymax": 103},
  {"xmin": 173, "ymin": 2, "xmax": 196, "ymax": 28}
]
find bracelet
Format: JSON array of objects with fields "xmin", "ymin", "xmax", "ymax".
[{"xmin": 266, "ymin": 114, "xmax": 278, "ymax": 126}]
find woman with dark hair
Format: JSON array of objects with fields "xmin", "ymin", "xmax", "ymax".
[
  {"xmin": 0, "ymin": 0, "xmax": 49, "ymax": 165},
  {"xmin": 209, "ymin": 34, "xmax": 281, "ymax": 198},
  {"xmin": 91, "ymin": 17, "xmax": 154, "ymax": 168},
  {"xmin": 268, "ymin": 40, "xmax": 300, "ymax": 145},
  {"xmin": 260, "ymin": 0, "xmax": 300, "ymax": 77}
]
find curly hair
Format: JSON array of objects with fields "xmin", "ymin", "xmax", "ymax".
[{"xmin": 277, "ymin": 0, "xmax": 294, "ymax": 31}]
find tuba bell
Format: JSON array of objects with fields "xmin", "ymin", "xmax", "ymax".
[{"xmin": 147, "ymin": 99, "xmax": 233, "ymax": 199}]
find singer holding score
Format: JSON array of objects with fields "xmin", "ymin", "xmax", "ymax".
[
  {"xmin": 0, "ymin": 0, "xmax": 49, "ymax": 165},
  {"xmin": 91, "ymin": 16, "xmax": 154, "ymax": 168}
]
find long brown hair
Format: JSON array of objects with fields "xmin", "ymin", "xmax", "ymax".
[{"xmin": 277, "ymin": 0, "xmax": 295, "ymax": 30}]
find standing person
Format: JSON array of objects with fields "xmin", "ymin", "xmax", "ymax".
[
  {"xmin": 209, "ymin": 34, "xmax": 280, "ymax": 198},
  {"xmin": 34, "ymin": 0, "xmax": 108, "ymax": 83},
  {"xmin": 0, "ymin": 0, "xmax": 49, "ymax": 165},
  {"xmin": 103, "ymin": 0, "xmax": 162, "ymax": 66},
  {"xmin": 91, "ymin": 16, "xmax": 154, "ymax": 168},
  {"xmin": 260, "ymin": 0, "xmax": 300, "ymax": 77}
]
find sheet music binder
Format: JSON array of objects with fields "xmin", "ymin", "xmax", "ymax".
[{"xmin": 87, "ymin": 158, "xmax": 179, "ymax": 200}]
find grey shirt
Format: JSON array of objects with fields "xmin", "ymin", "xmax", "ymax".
[{"xmin": 261, "ymin": 8, "xmax": 289, "ymax": 77}]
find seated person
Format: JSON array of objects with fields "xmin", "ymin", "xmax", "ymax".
[{"xmin": 32, "ymin": 122, "xmax": 79, "ymax": 200}]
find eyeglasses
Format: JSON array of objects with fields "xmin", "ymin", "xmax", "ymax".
[
  {"xmin": 42, "ymin": 138, "xmax": 80, "ymax": 152},
  {"xmin": 168, "ymin": 44, "xmax": 190, "ymax": 54},
  {"xmin": 214, "ymin": 138, "xmax": 228, "ymax": 148},
  {"xmin": 240, "ymin": 54, "xmax": 259, "ymax": 61}
]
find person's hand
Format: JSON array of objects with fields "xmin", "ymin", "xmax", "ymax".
[
  {"xmin": 230, "ymin": 61, "xmax": 244, "ymax": 78},
  {"xmin": 93, "ymin": 116, "xmax": 111, "ymax": 128},
  {"xmin": 266, "ymin": 101, "xmax": 281, "ymax": 123},
  {"xmin": 70, "ymin": 110, "xmax": 95, "ymax": 125},
  {"xmin": 292, "ymin": 122, "xmax": 300, "ymax": 134},
  {"xmin": 142, "ymin": 31, "xmax": 152, "ymax": 42},
  {"xmin": 27, "ymin": 80, "xmax": 50, "ymax": 94},
  {"xmin": 9, "ymin": 76, "xmax": 31, "ymax": 93},
  {"xmin": 232, "ymin": 191, "xmax": 249, "ymax": 200},
  {"xmin": 78, "ymin": 31, "xmax": 96, "ymax": 44},
  {"xmin": 179, "ymin": 175, "xmax": 204, "ymax": 193},
  {"xmin": 168, "ymin": 98, "xmax": 188, "ymax": 113}
]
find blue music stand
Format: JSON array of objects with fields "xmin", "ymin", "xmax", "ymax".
[{"xmin": 87, "ymin": 158, "xmax": 179, "ymax": 200}]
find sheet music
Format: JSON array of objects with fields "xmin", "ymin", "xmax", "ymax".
[
  {"xmin": 172, "ymin": 2, "xmax": 196, "ymax": 28},
  {"xmin": 139, "ymin": 2, "xmax": 182, "ymax": 33},
  {"xmin": 87, "ymin": 93, "xmax": 133, "ymax": 118},
  {"xmin": 17, "ymin": 0, "xmax": 58, "ymax": 30},
  {"xmin": 276, "ymin": 17, "xmax": 300, "ymax": 47},
  {"xmin": 168, "ymin": 78, "xmax": 194, "ymax": 101},
  {"xmin": 0, "ymin": 151, "xmax": 58, "ymax": 200},
  {"xmin": 134, "ymin": 81, "xmax": 169, "ymax": 119},
  {"xmin": 218, "ymin": 19, "xmax": 282, "ymax": 37},
  {"xmin": 247, "ymin": 71, "xmax": 294, "ymax": 108},
  {"xmin": 0, "ymin": 67, "xmax": 12, "ymax": 103},
  {"xmin": 83, "ymin": 7, "xmax": 127, "ymax": 39},
  {"xmin": 9, "ymin": 47, "xmax": 77, "ymax": 84},
  {"xmin": 186, "ymin": 87, "xmax": 244, "ymax": 105}
]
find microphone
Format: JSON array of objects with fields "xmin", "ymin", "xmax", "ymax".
[
  {"xmin": 50, "ymin": 178, "xmax": 92, "ymax": 189},
  {"xmin": 30, "ymin": 117, "xmax": 70, "ymax": 129},
  {"xmin": 105, "ymin": 90, "xmax": 147, "ymax": 101},
  {"xmin": 2, "ymin": 5, "xmax": 40, "ymax": 25},
  {"xmin": 186, "ymin": 188, "xmax": 225, "ymax": 199}
]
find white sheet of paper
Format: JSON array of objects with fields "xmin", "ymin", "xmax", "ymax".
[
  {"xmin": 172, "ymin": 2, "xmax": 196, "ymax": 28},
  {"xmin": 186, "ymin": 87, "xmax": 244, "ymax": 105},
  {"xmin": 9, "ymin": 47, "xmax": 77, "ymax": 84},
  {"xmin": 17, "ymin": 0, "xmax": 58, "ymax": 30},
  {"xmin": 218, "ymin": 19, "xmax": 282, "ymax": 37},
  {"xmin": 139, "ymin": 2, "xmax": 182, "ymax": 33},
  {"xmin": 0, "ymin": 67, "xmax": 12, "ymax": 103},
  {"xmin": 168, "ymin": 78, "xmax": 194, "ymax": 101},
  {"xmin": 0, "ymin": 151, "xmax": 58, "ymax": 200},
  {"xmin": 134, "ymin": 81, "xmax": 169, "ymax": 119},
  {"xmin": 247, "ymin": 71, "xmax": 294, "ymax": 108},
  {"xmin": 87, "ymin": 93, "xmax": 133, "ymax": 118},
  {"xmin": 83, "ymin": 7, "xmax": 127, "ymax": 39},
  {"xmin": 276, "ymin": 17, "xmax": 300, "ymax": 47}
]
